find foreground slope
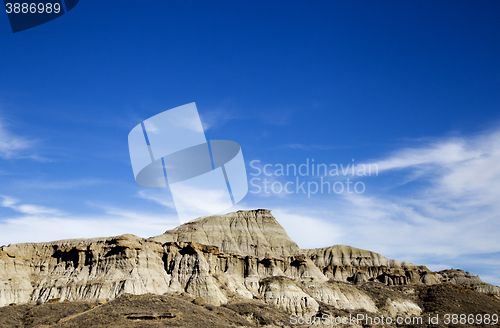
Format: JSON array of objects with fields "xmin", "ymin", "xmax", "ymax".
[{"xmin": 1, "ymin": 285, "xmax": 499, "ymax": 328}]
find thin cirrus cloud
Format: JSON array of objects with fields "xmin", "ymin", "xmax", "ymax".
[
  {"xmin": 373, "ymin": 135, "xmax": 490, "ymax": 173},
  {"xmin": 137, "ymin": 189, "xmax": 176, "ymax": 209},
  {"xmin": 199, "ymin": 105, "xmax": 296, "ymax": 131},
  {"xmin": 0, "ymin": 196, "xmax": 179, "ymax": 245},
  {"xmin": 0, "ymin": 117, "xmax": 36, "ymax": 160},
  {"xmin": 200, "ymin": 108, "xmax": 239, "ymax": 131},
  {"xmin": 372, "ymin": 129, "xmax": 500, "ymax": 206},
  {"xmin": 341, "ymin": 129, "xmax": 500, "ymax": 258},
  {"xmin": 0, "ymin": 195, "xmax": 64, "ymax": 216},
  {"xmin": 0, "ymin": 214, "xmax": 177, "ymax": 245}
]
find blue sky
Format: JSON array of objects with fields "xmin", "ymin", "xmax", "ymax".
[{"xmin": 1, "ymin": 1, "xmax": 500, "ymax": 285}]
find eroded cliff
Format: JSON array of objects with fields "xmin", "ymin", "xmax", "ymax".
[{"xmin": 0, "ymin": 209, "xmax": 497, "ymax": 320}]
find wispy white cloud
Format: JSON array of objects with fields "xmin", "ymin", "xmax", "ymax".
[
  {"xmin": 372, "ymin": 130, "xmax": 500, "ymax": 215},
  {"xmin": 328, "ymin": 129, "xmax": 500, "ymax": 261},
  {"xmin": 137, "ymin": 189, "xmax": 175, "ymax": 208},
  {"xmin": 0, "ymin": 117, "xmax": 37, "ymax": 160},
  {"xmin": 374, "ymin": 133, "xmax": 493, "ymax": 173},
  {"xmin": 102, "ymin": 204, "xmax": 177, "ymax": 224},
  {"xmin": 0, "ymin": 195, "xmax": 64, "ymax": 216},
  {"xmin": 200, "ymin": 104, "xmax": 296, "ymax": 131},
  {"xmin": 0, "ymin": 214, "xmax": 178, "ymax": 245},
  {"xmin": 331, "ymin": 193, "xmax": 500, "ymax": 259},
  {"xmin": 0, "ymin": 196, "xmax": 179, "ymax": 245},
  {"xmin": 200, "ymin": 107, "xmax": 238, "ymax": 131}
]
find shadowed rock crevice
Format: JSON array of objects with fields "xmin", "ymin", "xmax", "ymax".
[{"xmin": 126, "ymin": 312, "xmax": 177, "ymax": 320}]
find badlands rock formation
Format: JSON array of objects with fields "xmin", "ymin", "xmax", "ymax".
[
  {"xmin": 0, "ymin": 209, "xmax": 498, "ymax": 322},
  {"xmin": 304, "ymin": 245, "xmax": 440, "ymax": 286}
]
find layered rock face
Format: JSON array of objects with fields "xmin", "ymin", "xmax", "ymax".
[
  {"xmin": 304, "ymin": 245, "xmax": 440, "ymax": 286},
  {"xmin": 0, "ymin": 209, "xmax": 497, "ymax": 320},
  {"xmin": 437, "ymin": 269, "xmax": 500, "ymax": 295},
  {"xmin": 150, "ymin": 209, "xmax": 303, "ymax": 258},
  {"xmin": 304, "ymin": 245, "xmax": 500, "ymax": 295}
]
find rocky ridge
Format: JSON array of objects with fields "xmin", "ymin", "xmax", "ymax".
[
  {"xmin": 304, "ymin": 245, "xmax": 439, "ymax": 286},
  {"xmin": 0, "ymin": 209, "xmax": 498, "ymax": 323}
]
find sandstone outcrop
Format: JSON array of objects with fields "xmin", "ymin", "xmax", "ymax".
[
  {"xmin": 304, "ymin": 245, "xmax": 441, "ymax": 286},
  {"xmin": 258, "ymin": 276, "xmax": 319, "ymax": 317},
  {"xmin": 436, "ymin": 269, "xmax": 500, "ymax": 295},
  {"xmin": 150, "ymin": 209, "xmax": 304, "ymax": 257},
  {"xmin": 0, "ymin": 209, "xmax": 498, "ymax": 321}
]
